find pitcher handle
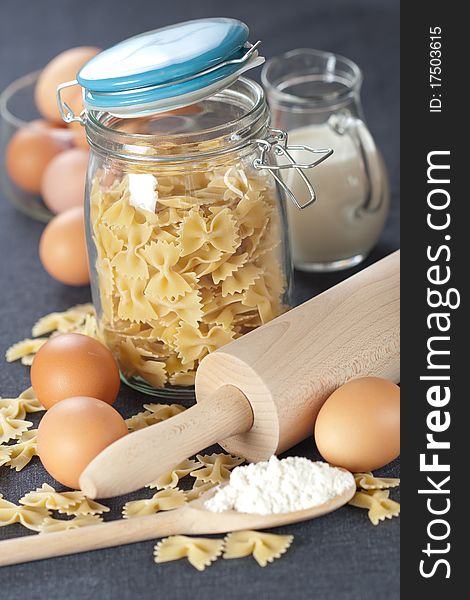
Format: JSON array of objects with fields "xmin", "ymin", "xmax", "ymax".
[{"xmin": 329, "ymin": 113, "xmax": 388, "ymax": 215}]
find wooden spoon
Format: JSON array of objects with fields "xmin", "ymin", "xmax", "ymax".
[{"xmin": 0, "ymin": 480, "xmax": 355, "ymax": 567}]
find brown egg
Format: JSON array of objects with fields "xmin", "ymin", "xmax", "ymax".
[
  {"xmin": 70, "ymin": 124, "xmax": 89, "ymax": 149},
  {"xmin": 39, "ymin": 206, "xmax": 90, "ymax": 285},
  {"xmin": 5, "ymin": 125, "xmax": 71, "ymax": 193},
  {"xmin": 29, "ymin": 118, "xmax": 68, "ymax": 130},
  {"xmin": 314, "ymin": 377, "xmax": 400, "ymax": 472},
  {"xmin": 35, "ymin": 46, "xmax": 101, "ymax": 123},
  {"xmin": 41, "ymin": 148, "xmax": 89, "ymax": 214},
  {"xmin": 31, "ymin": 333, "xmax": 120, "ymax": 409},
  {"xmin": 37, "ymin": 396, "xmax": 127, "ymax": 489}
]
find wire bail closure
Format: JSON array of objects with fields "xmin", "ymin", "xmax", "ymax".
[
  {"xmin": 252, "ymin": 128, "xmax": 333, "ymax": 209},
  {"xmin": 56, "ymin": 80, "xmax": 86, "ymax": 125}
]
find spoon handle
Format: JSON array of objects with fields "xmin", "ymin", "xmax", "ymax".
[
  {"xmin": 0, "ymin": 485, "xmax": 356, "ymax": 567},
  {"xmin": 0, "ymin": 508, "xmax": 187, "ymax": 567},
  {"xmin": 79, "ymin": 385, "xmax": 253, "ymax": 498}
]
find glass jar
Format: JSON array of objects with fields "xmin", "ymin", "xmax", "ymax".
[
  {"xmin": 262, "ymin": 49, "xmax": 390, "ymax": 272},
  {"xmin": 82, "ymin": 78, "xmax": 295, "ymax": 399}
]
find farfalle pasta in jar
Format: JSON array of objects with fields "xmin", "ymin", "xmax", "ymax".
[{"xmin": 57, "ymin": 19, "xmax": 332, "ymax": 398}]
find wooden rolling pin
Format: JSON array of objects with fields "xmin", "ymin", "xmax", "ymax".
[{"xmin": 80, "ymin": 251, "xmax": 400, "ymax": 498}]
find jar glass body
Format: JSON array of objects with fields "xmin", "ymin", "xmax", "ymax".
[
  {"xmin": 84, "ymin": 78, "xmax": 292, "ymax": 399},
  {"xmin": 263, "ymin": 49, "xmax": 390, "ymax": 272}
]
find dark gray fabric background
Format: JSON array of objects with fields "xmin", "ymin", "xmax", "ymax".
[{"xmin": 0, "ymin": 1, "xmax": 400, "ymax": 598}]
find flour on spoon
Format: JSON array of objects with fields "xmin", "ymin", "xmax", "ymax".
[{"xmin": 205, "ymin": 455, "xmax": 354, "ymax": 515}]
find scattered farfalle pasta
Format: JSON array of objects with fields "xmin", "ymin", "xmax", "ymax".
[
  {"xmin": 2, "ymin": 429, "xmax": 38, "ymax": 471},
  {"xmin": 154, "ymin": 535, "xmax": 225, "ymax": 571},
  {"xmin": 17, "ymin": 483, "xmax": 109, "ymax": 517},
  {"xmin": 223, "ymin": 531, "xmax": 294, "ymax": 567},
  {"xmin": 0, "ymin": 445, "xmax": 12, "ymax": 467},
  {"xmin": 31, "ymin": 303, "xmax": 95, "ymax": 337},
  {"xmin": 143, "ymin": 403, "xmax": 186, "ymax": 419},
  {"xmin": 5, "ymin": 338, "xmax": 48, "ymax": 364},
  {"xmin": 125, "ymin": 402, "xmax": 185, "ymax": 431},
  {"xmin": 59, "ymin": 498, "xmax": 110, "ymax": 517},
  {"xmin": 19, "ymin": 483, "xmax": 84, "ymax": 511},
  {"xmin": 91, "ymin": 158, "xmax": 288, "ymax": 391},
  {"xmin": 125, "ymin": 411, "xmax": 158, "ymax": 432},
  {"xmin": 354, "ymin": 472, "xmax": 400, "ymax": 490},
  {"xmin": 13, "ymin": 387, "xmax": 44, "ymax": 414},
  {"xmin": 146, "ymin": 458, "xmax": 200, "ymax": 490},
  {"xmin": 349, "ymin": 489, "xmax": 400, "ymax": 525},
  {"xmin": 0, "ymin": 389, "xmax": 41, "ymax": 469},
  {"xmin": 0, "ymin": 387, "xmax": 44, "ymax": 420},
  {"xmin": 0, "ymin": 407, "xmax": 32, "ymax": 445},
  {"xmin": 190, "ymin": 453, "xmax": 244, "ymax": 485},
  {"xmin": 184, "ymin": 480, "xmax": 218, "ymax": 502},
  {"xmin": 39, "ymin": 515, "xmax": 103, "ymax": 533},
  {"xmin": 122, "ymin": 488, "xmax": 186, "ymax": 518},
  {"xmin": 0, "ymin": 494, "xmax": 50, "ymax": 531},
  {"xmin": 5, "ymin": 303, "xmax": 100, "ymax": 367}
]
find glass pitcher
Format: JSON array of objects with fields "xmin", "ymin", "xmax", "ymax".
[{"xmin": 262, "ymin": 48, "xmax": 390, "ymax": 272}]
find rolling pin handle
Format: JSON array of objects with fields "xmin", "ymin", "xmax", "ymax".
[{"xmin": 79, "ymin": 385, "xmax": 253, "ymax": 499}]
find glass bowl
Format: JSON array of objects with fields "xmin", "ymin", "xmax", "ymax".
[{"xmin": 0, "ymin": 71, "xmax": 74, "ymax": 222}]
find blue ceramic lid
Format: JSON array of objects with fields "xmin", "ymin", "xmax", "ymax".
[{"xmin": 76, "ymin": 18, "xmax": 263, "ymax": 116}]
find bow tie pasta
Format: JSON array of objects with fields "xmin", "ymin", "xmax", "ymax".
[{"xmin": 90, "ymin": 155, "xmax": 289, "ymax": 392}]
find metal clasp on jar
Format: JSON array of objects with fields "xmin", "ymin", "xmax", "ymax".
[
  {"xmin": 56, "ymin": 80, "xmax": 86, "ymax": 125},
  {"xmin": 252, "ymin": 128, "xmax": 333, "ymax": 209}
]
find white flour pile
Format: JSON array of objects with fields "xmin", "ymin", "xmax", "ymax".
[{"xmin": 205, "ymin": 456, "xmax": 354, "ymax": 515}]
